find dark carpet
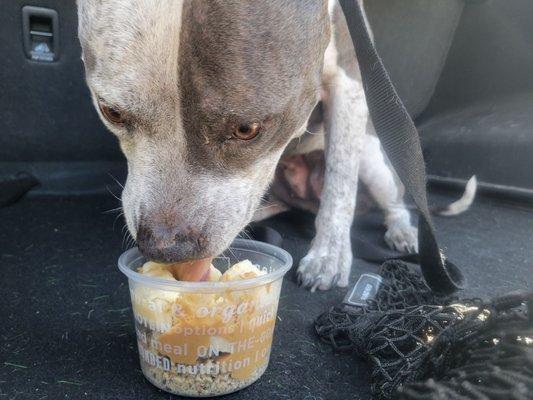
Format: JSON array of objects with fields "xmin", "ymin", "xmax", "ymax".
[{"xmin": 1, "ymin": 192, "xmax": 532, "ymax": 400}]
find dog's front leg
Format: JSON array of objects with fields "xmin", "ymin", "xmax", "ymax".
[{"xmin": 297, "ymin": 68, "xmax": 367, "ymax": 291}]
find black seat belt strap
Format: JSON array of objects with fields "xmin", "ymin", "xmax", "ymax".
[{"xmin": 339, "ymin": 0, "xmax": 465, "ymax": 294}]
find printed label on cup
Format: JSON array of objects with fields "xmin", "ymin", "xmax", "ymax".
[{"xmin": 130, "ymin": 281, "xmax": 281, "ymax": 384}]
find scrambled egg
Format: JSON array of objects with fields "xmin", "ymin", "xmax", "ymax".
[
  {"xmin": 138, "ymin": 259, "xmax": 264, "ymax": 283},
  {"xmin": 220, "ymin": 260, "xmax": 266, "ymax": 281}
]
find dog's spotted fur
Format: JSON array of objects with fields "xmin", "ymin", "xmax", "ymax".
[{"xmin": 77, "ymin": 0, "xmax": 417, "ymax": 288}]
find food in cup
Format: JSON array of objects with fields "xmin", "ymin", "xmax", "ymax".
[
  {"xmin": 119, "ymin": 240, "xmax": 291, "ymax": 397},
  {"xmin": 134, "ymin": 260, "xmax": 277, "ymax": 396}
]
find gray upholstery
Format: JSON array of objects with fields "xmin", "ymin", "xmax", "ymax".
[
  {"xmin": 365, "ymin": 0, "xmax": 464, "ymax": 118},
  {"xmin": 419, "ymin": 0, "xmax": 533, "ymax": 192},
  {"xmin": 422, "ymin": 0, "xmax": 533, "ymax": 114}
]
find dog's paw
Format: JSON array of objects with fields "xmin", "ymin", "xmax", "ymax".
[
  {"xmin": 296, "ymin": 234, "xmax": 352, "ymax": 292},
  {"xmin": 384, "ymin": 219, "xmax": 418, "ymax": 253}
]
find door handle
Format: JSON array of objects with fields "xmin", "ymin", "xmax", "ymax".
[{"xmin": 22, "ymin": 6, "xmax": 59, "ymax": 62}]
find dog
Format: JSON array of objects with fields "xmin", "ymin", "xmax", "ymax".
[{"xmin": 77, "ymin": 0, "xmax": 419, "ymax": 291}]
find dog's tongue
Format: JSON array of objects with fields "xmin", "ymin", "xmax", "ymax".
[{"xmin": 171, "ymin": 258, "xmax": 213, "ymax": 281}]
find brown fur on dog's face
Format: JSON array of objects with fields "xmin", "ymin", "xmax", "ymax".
[{"xmin": 77, "ymin": 0, "xmax": 330, "ymax": 262}]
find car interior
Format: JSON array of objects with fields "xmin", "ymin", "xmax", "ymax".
[{"xmin": 2, "ymin": 1, "xmax": 532, "ymax": 398}]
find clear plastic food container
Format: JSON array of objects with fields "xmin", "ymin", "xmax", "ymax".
[{"xmin": 118, "ymin": 238, "xmax": 292, "ymax": 397}]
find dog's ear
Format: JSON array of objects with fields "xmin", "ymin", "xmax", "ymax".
[{"xmin": 76, "ymin": 0, "xmax": 97, "ymax": 71}]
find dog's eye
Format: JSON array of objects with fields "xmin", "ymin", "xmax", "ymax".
[
  {"xmin": 98, "ymin": 102, "xmax": 125, "ymax": 125},
  {"xmin": 233, "ymin": 122, "xmax": 261, "ymax": 140}
]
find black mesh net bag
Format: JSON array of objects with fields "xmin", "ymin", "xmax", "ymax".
[{"xmin": 315, "ymin": 260, "xmax": 533, "ymax": 400}]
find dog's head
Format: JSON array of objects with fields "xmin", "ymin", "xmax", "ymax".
[{"xmin": 78, "ymin": 0, "xmax": 330, "ymax": 262}]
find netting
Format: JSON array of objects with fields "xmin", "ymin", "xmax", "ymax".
[{"xmin": 315, "ymin": 261, "xmax": 533, "ymax": 399}]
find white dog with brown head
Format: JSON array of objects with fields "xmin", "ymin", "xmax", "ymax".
[{"xmin": 77, "ymin": 0, "xmax": 418, "ymax": 291}]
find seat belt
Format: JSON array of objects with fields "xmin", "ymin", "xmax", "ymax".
[{"xmin": 339, "ymin": 0, "xmax": 465, "ymax": 294}]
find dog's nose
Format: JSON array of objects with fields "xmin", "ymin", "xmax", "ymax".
[{"xmin": 136, "ymin": 217, "xmax": 208, "ymax": 263}]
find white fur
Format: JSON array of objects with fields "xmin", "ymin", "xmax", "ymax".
[
  {"xmin": 297, "ymin": 29, "xmax": 367, "ymax": 290},
  {"xmin": 297, "ymin": 0, "xmax": 417, "ymax": 290},
  {"xmin": 359, "ymin": 126, "xmax": 418, "ymax": 253},
  {"xmin": 435, "ymin": 176, "xmax": 477, "ymax": 216}
]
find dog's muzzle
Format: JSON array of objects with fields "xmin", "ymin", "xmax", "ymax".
[{"xmin": 136, "ymin": 216, "xmax": 209, "ymax": 263}]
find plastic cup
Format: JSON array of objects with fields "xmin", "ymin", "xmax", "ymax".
[{"xmin": 118, "ymin": 238, "xmax": 292, "ymax": 397}]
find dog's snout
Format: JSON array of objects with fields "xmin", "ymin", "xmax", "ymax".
[{"xmin": 136, "ymin": 215, "xmax": 208, "ymax": 263}]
